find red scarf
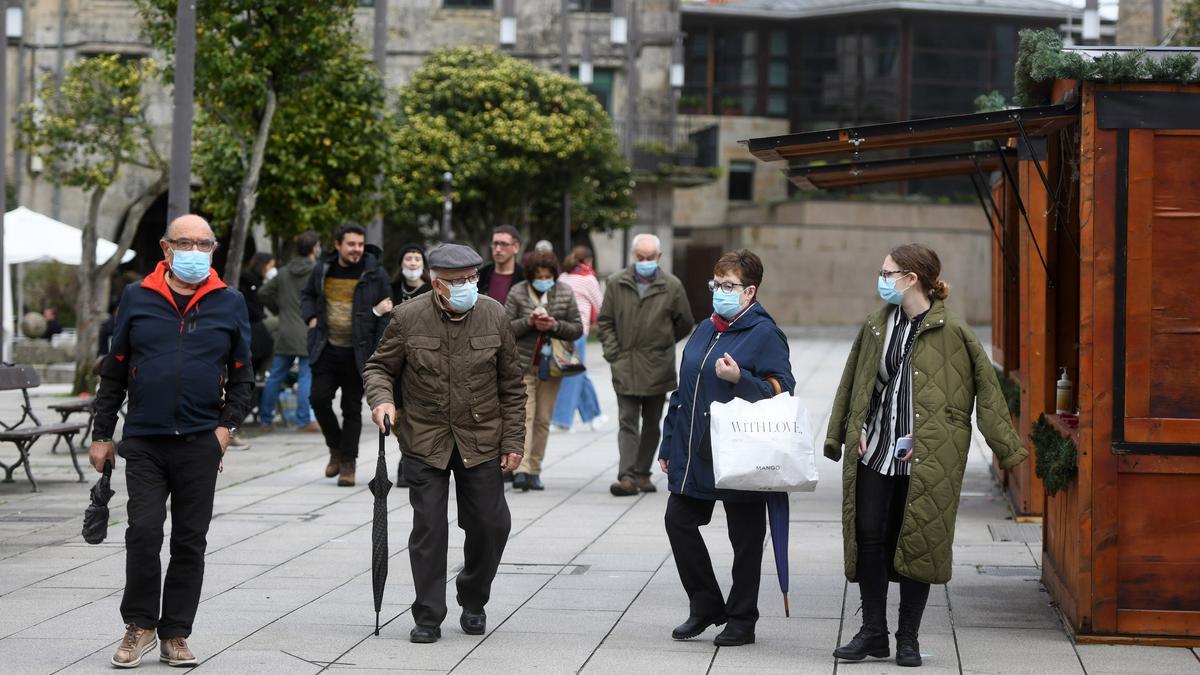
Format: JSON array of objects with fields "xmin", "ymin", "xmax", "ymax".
[
  {"xmin": 711, "ymin": 300, "xmax": 756, "ymax": 333},
  {"xmin": 572, "ymin": 262, "xmax": 595, "ymax": 277}
]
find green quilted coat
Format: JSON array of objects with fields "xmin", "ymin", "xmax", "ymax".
[{"xmin": 823, "ymin": 300, "xmax": 1028, "ymax": 585}]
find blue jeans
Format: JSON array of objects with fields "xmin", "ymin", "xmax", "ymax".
[
  {"xmin": 259, "ymin": 354, "xmax": 313, "ymax": 426},
  {"xmin": 551, "ymin": 336, "xmax": 601, "ymax": 428}
]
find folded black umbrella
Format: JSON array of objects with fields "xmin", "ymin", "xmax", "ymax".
[
  {"xmin": 368, "ymin": 415, "xmax": 393, "ymax": 636},
  {"xmin": 82, "ymin": 460, "xmax": 114, "ymax": 545}
]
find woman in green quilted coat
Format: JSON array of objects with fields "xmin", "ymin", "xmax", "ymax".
[{"xmin": 824, "ymin": 244, "xmax": 1027, "ymax": 668}]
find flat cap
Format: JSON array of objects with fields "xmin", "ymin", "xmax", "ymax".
[{"xmin": 426, "ymin": 243, "xmax": 484, "ymax": 270}]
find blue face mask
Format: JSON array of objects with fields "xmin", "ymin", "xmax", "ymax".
[
  {"xmin": 447, "ymin": 281, "xmax": 479, "ymax": 312},
  {"xmin": 170, "ymin": 250, "xmax": 211, "ymax": 284},
  {"xmin": 712, "ymin": 289, "xmax": 743, "ymax": 319},
  {"xmin": 635, "ymin": 260, "xmax": 658, "ymax": 277},
  {"xmin": 877, "ymin": 276, "xmax": 907, "ymax": 305},
  {"xmin": 532, "ymin": 279, "xmax": 555, "ymax": 294}
]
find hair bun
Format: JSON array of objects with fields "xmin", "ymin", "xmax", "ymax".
[{"xmin": 930, "ymin": 278, "xmax": 951, "ymax": 301}]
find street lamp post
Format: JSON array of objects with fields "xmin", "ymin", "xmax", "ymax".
[
  {"xmin": 368, "ymin": 0, "xmax": 388, "ymax": 249},
  {"xmin": 1, "ymin": 5, "xmax": 7, "ymax": 361},
  {"xmin": 167, "ymin": 0, "xmax": 196, "ymax": 222},
  {"xmin": 441, "ymin": 171, "xmax": 453, "ymax": 243},
  {"xmin": 559, "ymin": 0, "xmax": 573, "ymax": 256}
]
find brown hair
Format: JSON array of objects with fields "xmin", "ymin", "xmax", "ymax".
[
  {"xmin": 524, "ymin": 250, "xmax": 561, "ymax": 282},
  {"xmin": 890, "ymin": 243, "xmax": 950, "ymax": 300},
  {"xmin": 713, "ymin": 249, "xmax": 764, "ymax": 289},
  {"xmin": 562, "ymin": 245, "xmax": 593, "ymax": 271}
]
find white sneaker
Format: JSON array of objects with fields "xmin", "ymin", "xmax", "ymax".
[
  {"xmin": 589, "ymin": 415, "xmax": 609, "ymax": 431},
  {"xmin": 549, "ymin": 424, "xmax": 572, "ymax": 434}
]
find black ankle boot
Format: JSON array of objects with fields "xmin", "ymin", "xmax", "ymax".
[
  {"xmin": 833, "ymin": 599, "xmax": 890, "ymax": 661},
  {"xmin": 895, "ymin": 599, "xmax": 926, "ymax": 667}
]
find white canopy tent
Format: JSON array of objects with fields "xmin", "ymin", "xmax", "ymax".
[{"xmin": 3, "ymin": 207, "xmax": 136, "ymax": 362}]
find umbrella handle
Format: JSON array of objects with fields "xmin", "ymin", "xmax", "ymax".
[
  {"xmin": 382, "ymin": 414, "xmax": 391, "ymax": 437},
  {"xmin": 102, "ymin": 459, "xmax": 113, "ymax": 479}
]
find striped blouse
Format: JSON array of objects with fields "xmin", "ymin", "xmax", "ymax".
[{"xmin": 860, "ymin": 306, "xmax": 928, "ymax": 477}]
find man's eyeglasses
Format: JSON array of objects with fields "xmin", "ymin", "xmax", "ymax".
[
  {"xmin": 439, "ymin": 273, "xmax": 480, "ymax": 287},
  {"xmin": 707, "ymin": 280, "xmax": 746, "ymax": 294},
  {"xmin": 166, "ymin": 238, "xmax": 218, "ymax": 252},
  {"xmin": 879, "ymin": 269, "xmax": 910, "ymax": 279}
]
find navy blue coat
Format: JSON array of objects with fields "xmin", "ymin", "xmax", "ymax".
[
  {"xmin": 658, "ymin": 302, "xmax": 795, "ymax": 502},
  {"xmin": 93, "ymin": 262, "xmax": 255, "ymax": 440}
]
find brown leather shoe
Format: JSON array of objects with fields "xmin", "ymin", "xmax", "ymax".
[
  {"xmin": 299, "ymin": 421, "xmax": 321, "ymax": 433},
  {"xmin": 610, "ymin": 478, "xmax": 638, "ymax": 497},
  {"xmin": 638, "ymin": 476, "xmax": 657, "ymax": 493},
  {"xmin": 325, "ymin": 449, "xmax": 340, "ymax": 478},
  {"xmin": 159, "ymin": 636, "xmax": 198, "ymax": 667},
  {"xmin": 338, "ymin": 459, "xmax": 356, "ymax": 487},
  {"xmin": 111, "ymin": 623, "xmax": 156, "ymax": 668}
]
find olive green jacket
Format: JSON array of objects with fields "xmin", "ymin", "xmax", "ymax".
[
  {"xmin": 363, "ymin": 292, "xmax": 527, "ymax": 470},
  {"xmin": 824, "ymin": 300, "xmax": 1028, "ymax": 585},
  {"xmin": 595, "ymin": 268, "xmax": 695, "ymax": 396}
]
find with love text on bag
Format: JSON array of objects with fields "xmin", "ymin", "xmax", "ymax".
[{"xmin": 710, "ymin": 394, "xmax": 818, "ymax": 492}]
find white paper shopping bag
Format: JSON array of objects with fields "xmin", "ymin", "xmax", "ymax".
[{"xmin": 710, "ymin": 394, "xmax": 818, "ymax": 492}]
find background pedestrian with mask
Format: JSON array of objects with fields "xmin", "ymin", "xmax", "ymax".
[
  {"xmin": 825, "ymin": 243, "xmax": 1027, "ymax": 668},
  {"xmin": 89, "ymin": 215, "xmax": 254, "ymax": 668},
  {"xmin": 301, "ymin": 224, "xmax": 393, "ymax": 487},
  {"xmin": 504, "ymin": 250, "xmax": 583, "ymax": 491},
  {"xmin": 550, "ymin": 245, "xmax": 606, "ymax": 433},
  {"xmin": 388, "ymin": 242, "xmax": 432, "ymax": 487},
  {"xmin": 364, "ymin": 243, "xmax": 526, "ymax": 644},
  {"xmin": 596, "ymin": 234, "xmax": 694, "ymax": 497}
]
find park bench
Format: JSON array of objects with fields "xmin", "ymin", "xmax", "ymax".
[
  {"xmin": 48, "ymin": 397, "xmax": 96, "ymax": 452},
  {"xmin": 0, "ymin": 365, "xmax": 89, "ymax": 492}
]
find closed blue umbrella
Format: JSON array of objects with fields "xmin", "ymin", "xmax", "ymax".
[{"xmin": 766, "ymin": 492, "xmax": 790, "ymax": 617}]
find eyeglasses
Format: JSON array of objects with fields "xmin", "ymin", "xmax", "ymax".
[
  {"xmin": 166, "ymin": 238, "xmax": 218, "ymax": 252},
  {"xmin": 707, "ymin": 280, "xmax": 747, "ymax": 294},
  {"xmin": 438, "ymin": 273, "xmax": 480, "ymax": 287},
  {"xmin": 879, "ymin": 269, "xmax": 910, "ymax": 279}
]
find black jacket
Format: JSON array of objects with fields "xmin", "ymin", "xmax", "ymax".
[
  {"xmin": 478, "ymin": 262, "xmax": 525, "ymax": 303},
  {"xmin": 93, "ymin": 262, "xmax": 255, "ymax": 440},
  {"xmin": 238, "ymin": 269, "xmax": 267, "ymax": 323},
  {"xmin": 300, "ymin": 246, "xmax": 392, "ymax": 371}
]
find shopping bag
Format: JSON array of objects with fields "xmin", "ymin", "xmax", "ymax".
[
  {"xmin": 548, "ymin": 338, "xmax": 586, "ymax": 378},
  {"xmin": 710, "ymin": 394, "xmax": 818, "ymax": 492}
]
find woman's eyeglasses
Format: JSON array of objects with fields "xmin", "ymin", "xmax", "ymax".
[
  {"xmin": 879, "ymin": 269, "xmax": 910, "ymax": 279},
  {"xmin": 707, "ymin": 280, "xmax": 746, "ymax": 293}
]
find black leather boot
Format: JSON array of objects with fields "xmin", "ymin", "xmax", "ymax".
[
  {"xmin": 895, "ymin": 599, "xmax": 926, "ymax": 667},
  {"xmin": 833, "ymin": 599, "xmax": 890, "ymax": 661}
]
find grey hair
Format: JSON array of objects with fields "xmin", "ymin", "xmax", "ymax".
[{"xmin": 631, "ymin": 233, "xmax": 661, "ymax": 254}]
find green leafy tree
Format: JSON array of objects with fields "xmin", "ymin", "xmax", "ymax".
[
  {"xmin": 136, "ymin": 0, "xmax": 386, "ymax": 284},
  {"xmin": 18, "ymin": 55, "xmax": 166, "ymax": 394},
  {"xmin": 391, "ymin": 47, "xmax": 635, "ymax": 249}
]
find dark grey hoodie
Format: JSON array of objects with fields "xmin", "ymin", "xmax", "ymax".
[{"xmin": 260, "ymin": 255, "xmax": 316, "ymax": 356}]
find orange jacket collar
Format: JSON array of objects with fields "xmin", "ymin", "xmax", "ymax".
[{"xmin": 141, "ymin": 261, "xmax": 227, "ymax": 315}]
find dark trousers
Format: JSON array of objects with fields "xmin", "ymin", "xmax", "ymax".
[
  {"xmin": 405, "ymin": 450, "xmax": 511, "ymax": 627},
  {"xmin": 119, "ymin": 433, "xmax": 221, "ymax": 638},
  {"xmin": 664, "ymin": 492, "xmax": 767, "ymax": 630},
  {"xmin": 616, "ymin": 393, "xmax": 665, "ymax": 480},
  {"xmin": 855, "ymin": 466, "xmax": 930, "ymax": 617},
  {"xmin": 310, "ymin": 345, "xmax": 364, "ymax": 460}
]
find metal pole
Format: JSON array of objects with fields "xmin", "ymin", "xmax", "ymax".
[
  {"xmin": 441, "ymin": 171, "xmax": 453, "ymax": 243},
  {"xmin": 168, "ymin": 0, "xmax": 196, "ymax": 223},
  {"xmin": 368, "ymin": 0, "xmax": 388, "ymax": 249},
  {"xmin": 51, "ymin": 0, "xmax": 65, "ymax": 219},
  {"xmin": 1152, "ymin": 0, "xmax": 1164, "ymax": 44},
  {"xmin": 13, "ymin": 1, "xmax": 24, "ymax": 200},
  {"xmin": 560, "ymin": 0, "xmax": 571, "ymax": 257},
  {"xmin": 1, "ymin": 5, "xmax": 8, "ymax": 360}
]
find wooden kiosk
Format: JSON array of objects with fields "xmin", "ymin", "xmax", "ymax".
[{"xmin": 746, "ymin": 77, "xmax": 1200, "ymax": 643}]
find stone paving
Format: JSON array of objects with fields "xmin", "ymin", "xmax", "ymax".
[{"xmin": 1, "ymin": 331, "xmax": 1198, "ymax": 674}]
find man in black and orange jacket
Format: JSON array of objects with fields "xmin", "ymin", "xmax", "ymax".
[{"xmin": 89, "ymin": 215, "xmax": 254, "ymax": 668}]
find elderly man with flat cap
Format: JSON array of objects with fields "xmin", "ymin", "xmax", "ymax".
[{"xmin": 363, "ymin": 243, "xmax": 526, "ymax": 644}]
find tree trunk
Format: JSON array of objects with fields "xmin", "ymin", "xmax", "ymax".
[
  {"xmin": 72, "ymin": 186, "xmax": 107, "ymax": 395},
  {"xmin": 223, "ymin": 86, "xmax": 278, "ymax": 287}
]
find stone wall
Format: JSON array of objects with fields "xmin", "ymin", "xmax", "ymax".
[
  {"xmin": 675, "ymin": 199, "xmax": 993, "ymax": 326},
  {"xmin": 1117, "ymin": 0, "xmax": 1186, "ymax": 45}
]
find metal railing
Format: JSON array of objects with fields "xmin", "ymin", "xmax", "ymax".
[{"xmin": 613, "ymin": 117, "xmax": 719, "ymax": 170}]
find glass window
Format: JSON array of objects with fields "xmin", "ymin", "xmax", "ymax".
[
  {"xmin": 769, "ymin": 30, "xmax": 788, "ymax": 57},
  {"xmin": 768, "ymin": 61, "xmax": 788, "ymax": 87},
  {"xmin": 728, "ymin": 161, "xmax": 755, "ymax": 201},
  {"xmin": 912, "ymin": 53, "xmax": 985, "ymax": 83},
  {"xmin": 767, "ymin": 94, "xmax": 788, "ymax": 117},
  {"xmin": 570, "ymin": 66, "xmax": 616, "ymax": 113},
  {"xmin": 444, "ymin": 0, "xmax": 493, "ymax": 7},
  {"xmin": 569, "ymin": 0, "xmax": 613, "ymax": 11}
]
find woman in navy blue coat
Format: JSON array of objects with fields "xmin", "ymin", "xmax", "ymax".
[{"xmin": 658, "ymin": 249, "xmax": 795, "ymax": 647}]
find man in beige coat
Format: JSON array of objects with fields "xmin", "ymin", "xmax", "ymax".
[
  {"xmin": 596, "ymin": 234, "xmax": 695, "ymax": 496},
  {"xmin": 363, "ymin": 243, "xmax": 526, "ymax": 644}
]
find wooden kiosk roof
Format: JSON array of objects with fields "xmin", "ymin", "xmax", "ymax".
[
  {"xmin": 785, "ymin": 150, "xmax": 1015, "ymax": 191},
  {"xmin": 744, "ymin": 104, "xmax": 1077, "ymax": 162}
]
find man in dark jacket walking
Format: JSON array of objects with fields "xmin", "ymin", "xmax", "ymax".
[
  {"xmin": 257, "ymin": 231, "xmax": 321, "ymax": 432},
  {"xmin": 88, "ymin": 215, "xmax": 254, "ymax": 668},
  {"xmin": 301, "ymin": 224, "xmax": 393, "ymax": 486},
  {"xmin": 363, "ymin": 243, "xmax": 526, "ymax": 645},
  {"xmin": 596, "ymin": 233, "xmax": 695, "ymax": 496}
]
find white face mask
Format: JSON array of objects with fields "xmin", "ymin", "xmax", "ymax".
[
  {"xmin": 265, "ymin": 267, "xmax": 278, "ymax": 281},
  {"xmin": 402, "ymin": 267, "xmax": 423, "ymax": 281}
]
